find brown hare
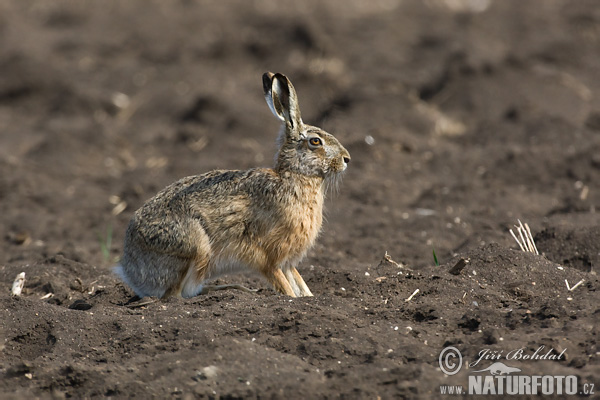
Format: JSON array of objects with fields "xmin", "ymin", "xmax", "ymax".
[{"xmin": 115, "ymin": 72, "xmax": 350, "ymax": 298}]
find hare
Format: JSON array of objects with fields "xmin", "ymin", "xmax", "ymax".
[{"xmin": 115, "ymin": 72, "xmax": 350, "ymax": 299}]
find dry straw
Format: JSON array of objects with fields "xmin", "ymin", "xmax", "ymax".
[{"xmin": 509, "ymin": 220, "xmax": 538, "ymax": 255}]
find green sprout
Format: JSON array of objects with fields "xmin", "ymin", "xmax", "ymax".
[
  {"xmin": 432, "ymin": 247, "xmax": 439, "ymax": 266},
  {"xmin": 98, "ymin": 224, "xmax": 113, "ymax": 263}
]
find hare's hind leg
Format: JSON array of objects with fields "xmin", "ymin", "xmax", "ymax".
[
  {"xmin": 288, "ymin": 267, "xmax": 313, "ymax": 297},
  {"xmin": 125, "ymin": 296, "xmax": 159, "ymax": 308},
  {"xmin": 199, "ymin": 284, "xmax": 259, "ymax": 295}
]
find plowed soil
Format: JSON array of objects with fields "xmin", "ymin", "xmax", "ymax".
[{"xmin": 1, "ymin": 1, "xmax": 598, "ymax": 399}]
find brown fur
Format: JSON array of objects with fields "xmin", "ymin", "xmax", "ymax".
[{"xmin": 115, "ymin": 72, "xmax": 350, "ymax": 298}]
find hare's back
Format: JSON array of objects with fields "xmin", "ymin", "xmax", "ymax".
[
  {"xmin": 135, "ymin": 168, "xmax": 283, "ymax": 230},
  {"xmin": 167, "ymin": 168, "xmax": 280, "ymax": 206},
  {"xmin": 125, "ymin": 169, "xmax": 260, "ymax": 255},
  {"xmin": 140, "ymin": 169, "xmax": 252, "ymax": 211}
]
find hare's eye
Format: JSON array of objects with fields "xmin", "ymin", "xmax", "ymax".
[{"xmin": 309, "ymin": 137, "xmax": 322, "ymax": 147}]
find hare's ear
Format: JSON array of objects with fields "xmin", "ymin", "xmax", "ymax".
[{"xmin": 263, "ymin": 72, "xmax": 303, "ymax": 132}]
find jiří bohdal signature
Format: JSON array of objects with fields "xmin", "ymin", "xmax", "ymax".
[{"xmin": 469, "ymin": 345, "xmax": 566, "ymax": 367}]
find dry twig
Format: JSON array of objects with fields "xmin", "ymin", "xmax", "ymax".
[
  {"xmin": 565, "ymin": 279, "xmax": 585, "ymax": 292},
  {"xmin": 405, "ymin": 289, "xmax": 420, "ymax": 302}
]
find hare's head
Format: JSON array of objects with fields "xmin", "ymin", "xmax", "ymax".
[{"xmin": 263, "ymin": 72, "xmax": 350, "ymax": 182}]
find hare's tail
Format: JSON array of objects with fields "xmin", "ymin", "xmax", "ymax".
[
  {"xmin": 113, "ymin": 263, "xmax": 135, "ymax": 292},
  {"xmin": 113, "ymin": 263, "xmax": 164, "ymax": 298}
]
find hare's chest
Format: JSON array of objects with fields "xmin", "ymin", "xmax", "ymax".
[
  {"xmin": 293, "ymin": 201, "xmax": 323, "ymax": 242},
  {"xmin": 278, "ymin": 195, "xmax": 324, "ymax": 257}
]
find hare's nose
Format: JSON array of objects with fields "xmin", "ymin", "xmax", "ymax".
[{"xmin": 343, "ymin": 156, "xmax": 351, "ymax": 164}]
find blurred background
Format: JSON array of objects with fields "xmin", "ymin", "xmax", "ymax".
[{"xmin": 1, "ymin": 0, "xmax": 599, "ymax": 271}]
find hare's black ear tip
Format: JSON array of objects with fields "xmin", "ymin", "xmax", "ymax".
[
  {"xmin": 271, "ymin": 73, "xmax": 292, "ymax": 92},
  {"xmin": 263, "ymin": 72, "xmax": 275, "ymax": 83},
  {"xmin": 262, "ymin": 72, "xmax": 274, "ymax": 92},
  {"xmin": 273, "ymin": 72, "xmax": 288, "ymax": 83}
]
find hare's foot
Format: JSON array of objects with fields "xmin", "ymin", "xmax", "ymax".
[
  {"xmin": 264, "ymin": 269, "xmax": 297, "ymax": 297},
  {"xmin": 199, "ymin": 284, "xmax": 259, "ymax": 295},
  {"xmin": 290, "ymin": 267, "xmax": 313, "ymax": 297},
  {"xmin": 283, "ymin": 268, "xmax": 313, "ymax": 297}
]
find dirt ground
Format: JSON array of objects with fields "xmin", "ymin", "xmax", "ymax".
[{"xmin": 1, "ymin": 0, "xmax": 599, "ymax": 398}]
